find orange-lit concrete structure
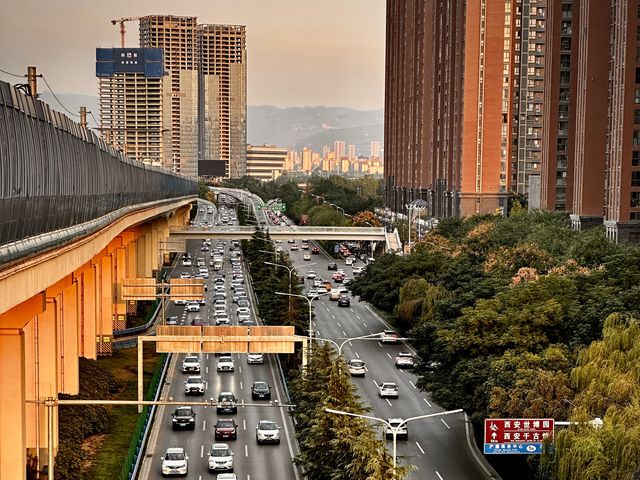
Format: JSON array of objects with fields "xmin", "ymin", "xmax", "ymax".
[{"xmin": 0, "ymin": 199, "xmax": 193, "ymax": 479}]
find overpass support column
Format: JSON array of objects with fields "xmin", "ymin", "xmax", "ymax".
[
  {"xmin": 0, "ymin": 329, "xmax": 26, "ymax": 480},
  {"xmin": 109, "ymin": 238, "xmax": 127, "ymax": 331},
  {"xmin": 60, "ymin": 280, "xmax": 80, "ymax": 394},
  {"xmin": 98, "ymin": 254, "xmax": 114, "ymax": 356},
  {"xmin": 79, "ymin": 265, "xmax": 98, "ymax": 359}
]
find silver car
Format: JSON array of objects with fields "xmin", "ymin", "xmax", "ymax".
[
  {"xmin": 378, "ymin": 382, "xmax": 399, "ymax": 398},
  {"xmin": 256, "ymin": 420, "xmax": 281, "ymax": 444},
  {"xmin": 207, "ymin": 443, "xmax": 234, "ymax": 473},
  {"xmin": 346, "ymin": 359, "xmax": 366, "ymax": 377}
]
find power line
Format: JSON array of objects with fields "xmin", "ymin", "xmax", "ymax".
[
  {"xmin": 0, "ymin": 67, "xmax": 24, "ymax": 78},
  {"xmin": 88, "ymin": 111, "xmax": 99, "ymax": 127},
  {"xmin": 40, "ymin": 75, "xmax": 80, "ymax": 118}
]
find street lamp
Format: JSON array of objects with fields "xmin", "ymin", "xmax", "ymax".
[
  {"xmin": 315, "ymin": 331, "xmax": 389, "ymax": 356},
  {"xmin": 324, "ymin": 407, "xmax": 464, "ymax": 478},
  {"xmin": 275, "ymin": 291, "xmax": 329, "ymax": 341},
  {"xmin": 265, "ymin": 261, "xmax": 317, "ymax": 313}
]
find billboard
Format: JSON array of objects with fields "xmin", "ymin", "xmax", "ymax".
[
  {"xmin": 198, "ymin": 160, "xmax": 227, "ymax": 177},
  {"xmin": 484, "ymin": 418, "xmax": 554, "ymax": 455},
  {"xmin": 96, "ymin": 48, "xmax": 164, "ymax": 78}
]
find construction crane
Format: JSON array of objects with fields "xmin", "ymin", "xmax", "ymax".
[{"xmin": 110, "ymin": 17, "xmax": 143, "ymax": 48}]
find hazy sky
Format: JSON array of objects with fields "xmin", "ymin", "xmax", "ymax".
[{"xmin": 0, "ymin": 0, "xmax": 385, "ymax": 109}]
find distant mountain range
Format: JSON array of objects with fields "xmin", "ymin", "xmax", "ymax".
[{"xmin": 39, "ymin": 93, "xmax": 384, "ymax": 155}]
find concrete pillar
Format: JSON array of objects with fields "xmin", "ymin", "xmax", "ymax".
[
  {"xmin": 80, "ymin": 265, "xmax": 98, "ymax": 359},
  {"xmin": 0, "ymin": 328, "xmax": 27, "ymax": 480},
  {"xmin": 99, "ymin": 254, "xmax": 114, "ymax": 356},
  {"xmin": 60, "ymin": 281, "xmax": 80, "ymax": 394}
]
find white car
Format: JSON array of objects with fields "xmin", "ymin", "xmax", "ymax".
[
  {"xmin": 378, "ymin": 382, "xmax": 399, "ymax": 398},
  {"xmin": 217, "ymin": 356, "xmax": 235, "ymax": 372},
  {"xmin": 236, "ymin": 307, "xmax": 250, "ymax": 315},
  {"xmin": 345, "ymin": 257, "xmax": 354, "ymax": 266},
  {"xmin": 216, "ymin": 473, "xmax": 237, "ymax": 480},
  {"xmin": 317, "ymin": 286, "xmax": 328, "ymax": 294},
  {"xmin": 386, "ymin": 418, "xmax": 408, "ymax": 439},
  {"xmin": 303, "ymin": 253, "xmax": 311, "ymax": 260},
  {"xmin": 182, "ymin": 355, "xmax": 201, "ymax": 373},
  {"xmin": 215, "ymin": 315, "xmax": 230, "ymax": 325},
  {"xmin": 347, "ymin": 359, "xmax": 366, "ymax": 377},
  {"xmin": 184, "ymin": 376, "xmax": 205, "ymax": 395},
  {"xmin": 247, "ymin": 353, "xmax": 264, "ymax": 364},
  {"xmin": 182, "ymin": 259, "xmax": 192, "ymax": 266},
  {"xmin": 306, "ymin": 271, "xmax": 317, "ymax": 279},
  {"xmin": 180, "ymin": 272, "xmax": 191, "ymax": 278},
  {"xmin": 185, "ymin": 302, "xmax": 200, "ymax": 312},
  {"xmin": 207, "ymin": 443, "xmax": 234, "ymax": 473},
  {"xmin": 256, "ymin": 420, "xmax": 281, "ymax": 444},
  {"xmin": 173, "ymin": 299, "xmax": 187, "ymax": 306},
  {"xmin": 352, "ymin": 266, "xmax": 364, "ymax": 275},
  {"xmin": 161, "ymin": 447, "xmax": 189, "ymax": 476},
  {"xmin": 395, "ymin": 352, "xmax": 415, "ymax": 368}
]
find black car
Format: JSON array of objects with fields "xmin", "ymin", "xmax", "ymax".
[
  {"xmin": 251, "ymin": 381, "xmax": 272, "ymax": 400},
  {"xmin": 171, "ymin": 406, "xmax": 196, "ymax": 430},
  {"xmin": 191, "ymin": 318, "xmax": 207, "ymax": 326},
  {"xmin": 217, "ymin": 392, "xmax": 238, "ymax": 414},
  {"xmin": 338, "ymin": 296, "xmax": 350, "ymax": 307},
  {"xmin": 327, "ymin": 262, "xmax": 338, "ymax": 271},
  {"xmin": 214, "ymin": 418, "xmax": 238, "ymax": 440},
  {"xmin": 165, "ymin": 316, "xmax": 179, "ymax": 325}
]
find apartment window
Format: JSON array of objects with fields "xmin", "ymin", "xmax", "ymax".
[
  {"xmin": 635, "ymin": 131, "xmax": 640, "ymax": 146},
  {"xmin": 633, "ymin": 172, "xmax": 640, "ymax": 186},
  {"xmin": 634, "ymin": 151, "xmax": 640, "ymax": 166},
  {"xmin": 632, "ymin": 192, "xmax": 640, "ymax": 208},
  {"xmin": 631, "ymin": 212, "xmax": 640, "ymax": 220},
  {"xmin": 561, "ymin": 38, "xmax": 572, "ymax": 50}
]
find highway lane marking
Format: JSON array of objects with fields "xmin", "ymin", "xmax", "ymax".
[
  {"xmin": 331, "ymin": 314, "xmax": 336, "ymax": 319},
  {"xmin": 348, "ymin": 341, "xmax": 353, "ymax": 347},
  {"xmin": 239, "ymin": 365, "xmax": 242, "ymax": 374},
  {"xmin": 354, "ymin": 351, "xmax": 360, "ymax": 358},
  {"xmin": 386, "ymin": 353, "xmax": 392, "ymax": 359},
  {"xmin": 363, "ymin": 322, "xmax": 367, "ymax": 328},
  {"xmin": 436, "ymin": 471, "xmax": 444, "ymax": 480},
  {"xmin": 350, "ymin": 308, "xmax": 354, "ymax": 312},
  {"xmin": 200, "ymin": 445, "xmax": 204, "ymax": 458},
  {"xmin": 240, "ymin": 381, "xmax": 244, "ymax": 390},
  {"xmin": 316, "ymin": 329, "xmax": 321, "ymax": 335},
  {"xmin": 206, "ymin": 354, "xmax": 209, "ymax": 360},
  {"xmin": 206, "ymin": 366, "xmax": 209, "ymax": 374},
  {"xmin": 342, "ymin": 331, "xmax": 347, "ymax": 337},
  {"xmin": 337, "ymin": 321, "xmax": 341, "ymax": 327},
  {"xmin": 386, "ymin": 399, "xmax": 393, "ymax": 407},
  {"xmin": 416, "ymin": 442, "xmax": 425, "ymax": 454},
  {"xmin": 203, "ymin": 420, "xmax": 206, "ymax": 431},
  {"xmin": 423, "ymin": 398, "xmax": 432, "ymax": 408},
  {"xmin": 373, "ymin": 380, "xmax": 379, "ymax": 388},
  {"xmin": 441, "ymin": 419, "xmax": 451, "ymax": 430},
  {"xmin": 243, "ymin": 419, "xmax": 246, "ymax": 430},
  {"xmin": 355, "ymin": 314, "xmax": 361, "ymax": 320},
  {"xmin": 409, "ymin": 381, "xmax": 418, "ymax": 389},
  {"xmin": 245, "ymin": 444, "xmax": 249, "ymax": 457}
]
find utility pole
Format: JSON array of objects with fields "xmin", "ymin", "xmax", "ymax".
[
  {"xmin": 27, "ymin": 66, "xmax": 38, "ymax": 98},
  {"xmin": 79, "ymin": 107, "xmax": 87, "ymax": 128}
]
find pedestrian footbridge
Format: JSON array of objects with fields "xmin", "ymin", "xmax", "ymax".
[{"xmin": 169, "ymin": 225, "xmax": 387, "ymax": 241}]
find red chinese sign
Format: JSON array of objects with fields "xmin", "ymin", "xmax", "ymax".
[{"xmin": 484, "ymin": 418, "xmax": 554, "ymax": 444}]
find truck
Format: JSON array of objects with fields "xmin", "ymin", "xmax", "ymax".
[
  {"xmin": 330, "ymin": 288, "xmax": 342, "ymax": 301},
  {"xmin": 213, "ymin": 256, "xmax": 224, "ymax": 271}
]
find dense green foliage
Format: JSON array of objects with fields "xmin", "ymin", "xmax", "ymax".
[
  {"xmin": 349, "ymin": 210, "xmax": 640, "ymax": 479},
  {"xmin": 222, "ymin": 174, "xmax": 383, "ymax": 224}
]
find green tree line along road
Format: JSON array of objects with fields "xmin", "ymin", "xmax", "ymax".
[{"xmin": 348, "ymin": 207, "xmax": 640, "ymax": 480}]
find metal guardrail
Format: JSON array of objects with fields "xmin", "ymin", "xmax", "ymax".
[{"xmin": 113, "ymin": 301, "xmax": 161, "ymax": 338}]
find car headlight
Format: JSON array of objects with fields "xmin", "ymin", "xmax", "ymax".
[
  {"xmin": 189, "ymin": 418, "xmax": 195, "ymax": 422},
  {"xmin": 172, "ymin": 418, "xmax": 177, "ymax": 422}
]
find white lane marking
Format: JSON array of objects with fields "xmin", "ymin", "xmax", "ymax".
[
  {"xmin": 424, "ymin": 398, "xmax": 432, "ymax": 407},
  {"xmin": 377, "ymin": 342, "xmax": 382, "ymax": 348},
  {"xmin": 342, "ymin": 331, "xmax": 347, "ymax": 337},
  {"xmin": 316, "ymin": 329, "xmax": 321, "ymax": 336},
  {"xmin": 240, "ymin": 381, "xmax": 243, "ymax": 390},
  {"xmin": 239, "ymin": 366, "xmax": 242, "ymax": 374},
  {"xmin": 331, "ymin": 314, "xmax": 336, "ymax": 319},
  {"xmin": 354, "ymin": 351, "xmax": 360, "ymax": 358},
  {"xmin": 386, "ymin": 399, "xmax": 392, "ymax": 407},
  {"xmin": 350, "ymin": 308, "xmax": 354, "ymax": 312},
  {"xmin": 244, "ymin": 444, "xmax": 249, "ymax": 457},
  {"xmin": 410, "ymin": 381, "xmax": 417, "ymax": 389},
  {"xmin": 355, "ymin": 314, "xmax": 361, "ymax": 320},
  {"xmin": 206, "ymin": 354, "xmax": 209, "ymax": 360},
  {"xmin": 337, "ymin": 321, "xmax": 341, "ymax": 327},
  {"xmin": 441, "ymin": 419, "xmax": 451, "ymax": 430},
  {"xmin": 206, "ymin": 366, "xmax": 209, "ymax": 374},
  {"xmin": 200, "ymin": 445, "xmax": 204, "ymax": 458},
  {"xmin": 363, "ymin": 322, "xmax": 367, "ymax": 328},
  {"xmin": 386, "ymin": 353, "xmax": 392, "ymax": 359},
  {"xmin": 203, "ymin": 420, "xmax": 206, "ymax": 431},
  {"xmin": 416, "ymin": 442, "xmax": 425, "ymax": 454},
  {"xmin": 243, "ymin": 419, "xmax": 246, "ymax": 430},
  {"xmin": 436, "ymin": 472, "xmax": 444, "ymax": 480}
]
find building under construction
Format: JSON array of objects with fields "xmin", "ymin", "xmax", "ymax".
[{"xmin": 98, "ymin": 15, "xmax": 247, "ymax": 178}]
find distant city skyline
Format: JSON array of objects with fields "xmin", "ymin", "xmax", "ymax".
[{"xmin": 0, "ymin": 0, "xmax": 385, "ymax": 110}]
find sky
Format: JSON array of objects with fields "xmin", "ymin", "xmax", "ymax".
[{"xmin": 0, "ymin": 0, "xmax": 386, "ymax": 110}]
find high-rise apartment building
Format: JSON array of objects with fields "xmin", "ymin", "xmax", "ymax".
[
  {"xmin": 334, "ymin": 140, "xmax": 346, "ymax": 163},
  {"xmin": 370, "ymin": 141, "xmax": 381, "ymax": 158},
  {"xmin": 302, "ymin": 147, "xmax": 313, "ymax": 172},
  {"xmin": 138, "ymin": 15, "xmax": 246, "ymax": 178},
  {"xmin": 96, "ymin": 48, "xmax": 165, "ymax": 166},
  {"xmin": 348, "ymin": 144, "xmax": 356, "ymax": 160}
]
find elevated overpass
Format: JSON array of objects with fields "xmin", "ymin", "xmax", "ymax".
[
  {"xmin": 169, "ymin": 225, "xmax": 387, "ymax": 241},
  {"xmin": 0, "ymin": 79, "xmax": 197, "ymax": 479}
]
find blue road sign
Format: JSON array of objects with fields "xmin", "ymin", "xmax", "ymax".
[{"xmin": 484, "ymin": 443, "xmax": 543, "ymax": 455}]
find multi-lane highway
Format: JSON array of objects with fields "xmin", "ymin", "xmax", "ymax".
[
  {"xmin": 282, "ymin": 237, "xmax": 495, "ymax": 480},
  {"xmin": 139, "ymin": 199, "xmax": 299, "ymax": 480}
]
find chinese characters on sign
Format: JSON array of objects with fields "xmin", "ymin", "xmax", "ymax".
[{"xmin": 484, "ymin": 418, "xmax": 554, "ymax": 455}]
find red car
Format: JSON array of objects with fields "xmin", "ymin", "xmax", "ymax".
[
  {"xmin": 332, "ymin": 272, "xmax": 344, "ymax": 282},
  {"xmin": 311, "ymin": 247, "xmax": 320, "ymax": 254}
]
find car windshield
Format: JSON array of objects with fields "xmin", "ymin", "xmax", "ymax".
[
  {"xmin": 382, "ymin": 383, "xmax": 397, "ymax": 389},
  {"xmin": 259, "ymin": 421, "xmax": 277, "ymax": 430},
  {"xmin": 217, "ymin": 420, "xmax": 235, "ymax": 428},
  {"xmin": 350, "ymin": 360, "xmax": 364, "ymax": 367},
  {"xmin": 219, "ymin": 394, "xmax": 235, "ymax": 402},
  {"xmin": 175, "ymin": 408, "xmax": 192, "ymax": 416},
  {"xmin": 210, "ymin": 447, "xmax": 230, "ymax": 457},
  {"xmin": 185, "ymin": 356, "xmax": 198, "ymax": 362},
  {"xmin": 186, "ymin": 377, "xmax": 202, "ymax": 384},
  {"xmin": 219, "ymin": 357, "xmax": 232, "ymax": 362},
  {"xmin": 254, "ymin": 382, "xmax": 268, "ymax": 389},
  {"xmin": 166, "ymin": 452, "xmax": 185, "ymax": 461}
]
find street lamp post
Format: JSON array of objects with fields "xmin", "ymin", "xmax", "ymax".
[
  {"xmin": 265, "ymin": 261, "xmax": 317, "ymax": 314},
  {"xmin": 324, "ymin": 408, "xmax": 464, "ymax": 478},
  {"xmin": 315, "ymin": 331, "xmax": 391, "ymax": 356},
  {"xmin": 275, "ymin": 291, "xmax": 329, "ymax": 341}
]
